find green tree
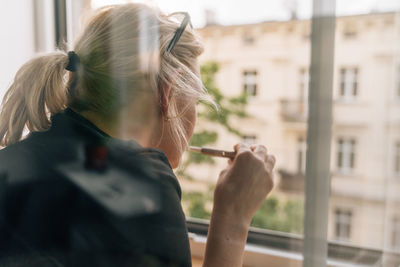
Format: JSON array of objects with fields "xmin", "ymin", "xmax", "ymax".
[
  {"xmin": 177, "ymin": 61, "xmax": 248, "ymax": 178},
  {"xmin": 179, "ymin": 61, "xmax": 304, "ymax": 235},
  {"xmin": 181, "ymin": 186, "xmax": 214, "ymax": 219},
  {"xmin": 251, "ymin": 196, "xmax": 304, "ymax": 234}
]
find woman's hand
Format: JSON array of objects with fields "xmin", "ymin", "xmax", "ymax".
[
  {"xmin": 213, "ymin": 143, "xmax": 276, "ymax": 225},
  {"xmin": 203, "ymin": 143, "xmax": 275, "ymax": 267}
]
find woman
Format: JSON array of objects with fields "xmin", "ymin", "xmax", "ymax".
[{"xmin": 0, "ymin": 3, "xmax": 275, "ymax": 267}]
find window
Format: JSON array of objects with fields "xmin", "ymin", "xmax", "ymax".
[
  {"xmin": 334, "ymin": 208, "xmax": 352, "ymax": 241},
  {"xmin": 339, "ymin": 67, "xmax": 358, "ymax": 100},
  {"xmin": 297, "ymin": 137, "xmax": 306, "ymax": 174},
  {"xmin": 298, "ymin": 68, "xmax": 309, "ymax": 116},
  {"xmin": 243, "ymin": 35, "xmax": 255, "ymax": 46},
  {"xmin": 5, "ymin": 1, "xmax": 400, "ymax": 266},
  {"xmin": 343, "ymin": 23, "xmax": 358, "ymax": 39},
  {"xmin": 394, "ymin": 142, "xmax": 400, "ymax": 176},
  {"xmin": 337, "ymin": 138, "xmax": 356, "ymax": 173},
  {"xmin": 299, "ymin": 68, "xmax": 309, "ymax": 102},
  {"xmin": 243, "ymin": 70, "xmax": 258, "ymax": 96},
  {"xmin": 242, "ymin": 135, "xmax": 257, "ymax": 145},
  {"xmin": 392, "ymin": 217, "xmax": 400, "ymax": 250}
]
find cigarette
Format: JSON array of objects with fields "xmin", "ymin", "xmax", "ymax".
[{"xmin": 188, "ymin": 146, "xmax": 236, "ymax": 159}]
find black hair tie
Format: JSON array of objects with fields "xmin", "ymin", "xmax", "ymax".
[{"xmin": 65, "ymin": 51, "xmax": 80, "ymax": 72}]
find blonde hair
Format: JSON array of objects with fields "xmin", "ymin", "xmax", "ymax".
[{"xmin": 0, "ymin": 3, "xmax": 210, "ymax": 153}]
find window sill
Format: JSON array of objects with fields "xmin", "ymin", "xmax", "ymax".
[{"xmin": 187, "ymin": 218, "xmax": 400, "ymax": 267}]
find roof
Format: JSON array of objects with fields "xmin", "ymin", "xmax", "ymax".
[{"xmin": 196, "ymin": 11, "xmax": 397, "ymax": 31}]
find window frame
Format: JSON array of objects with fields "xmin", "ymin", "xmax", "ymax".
[
  {"xmin": 336, "ymin": 137, "xmax": 356, "ymax": 174},
  {"xmin": 242, "ymin": 70, "xmax": 258, "ymax": 97},
  {"xmin": 187, "ymin": 218, "xmax": 393, "ymax": 266},
  {"xmin": 338, "ymin": 67, "xmax": 359, "ymax": 101},
  {"xmin": 334, "ymin": 208, "xmax": 353, "ymax": 241},
  {"xmin": 54, "ymin": 0, "xmax": 68, "ymax": 50}
]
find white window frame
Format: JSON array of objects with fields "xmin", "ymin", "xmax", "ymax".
[
  {"xmin": 334, "ymin": 208, "xmax": 352, "ymax": 241},
  {"xmin": 243, "ymin": 70, "xmax": 258, "ymax": 96},
  {"xmin": 303, "ymin": 1, "xmax": 336, "ymax": 266},
  {"xmin": 337, "ymin": 138, "xmax": 356, "ymax": 174},
  {"xmin": 33, "ymin": 0, "xmax": 56, "ymax": 52},
  {"xmin": 338, "ymin": 67, "xmax": 358, "ymax": 101}
]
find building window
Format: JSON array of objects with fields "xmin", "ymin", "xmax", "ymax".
[
  {"xmin": 299, "ymin": 68, "xmax": 309, "ymax": 115},
  {"xmin": 334, "ymin": 208, "xmax": 352, "ymax": 241},
  {"xmin": 243, "ymin": 70, "xmax": 258, "ymax": 96},
  {"xmin": 339, "ymin": 67, "xmax": 358, "ymax": 101},
  {"xmin": 242, "ymin": 135, "xmax": 257, "ymax": 145},
  {"xmin": 299, "ymin": 68, "xmax": 309, "ymax": 102},
  {"xmin": 297, "ymin": 137, "xmax": 306, "ymax": 174},
  {"xmin": 394, "ymin": 142, "xmax": 400, "ymax": 176},
  {"xmin": 337, "ymin": 138, "xmax": 356, "ymax": 173},
  {"xmin": 392, "ymin": 217, "xmax": 400, "ymax": 250},
  {"xmin": 243, "ymin": 35, "xmax": 255, "ymax": 46},
  {"xmin": 342, "ymin": 22, "xmax": 358, "ymax": 39}
]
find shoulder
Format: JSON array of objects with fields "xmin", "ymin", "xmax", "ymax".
[
  {"xmin": 105, "ymin": 139, "xmax": 182, "ymax": 199},
  {"xmin": 0, "ymin": 132, "xmax": 52, "ymax": 182}
]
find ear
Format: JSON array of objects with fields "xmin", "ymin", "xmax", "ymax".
[{"xmin": 159, "ymin": 81, "xmax": 171, "ymax": 117}]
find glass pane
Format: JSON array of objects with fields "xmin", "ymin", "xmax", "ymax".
[
  {"xmin": 90, "ymin": 0, "xmax": 312, "ymax": 239},
  {"xmin": 3, "ymin": 0, "xmax": 400, "ymax": 266},
  {"xmin": 327, "ymin": 5, "xmax": 400, "ymax": 266},
  {"xmin": 170, "ymin": 0, "xmax": 313, "ymax": 236}
]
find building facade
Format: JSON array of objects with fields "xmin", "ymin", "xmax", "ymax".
[{"xmin": 193, "ymin": 12, "xmax": 400, "ymax": 251}]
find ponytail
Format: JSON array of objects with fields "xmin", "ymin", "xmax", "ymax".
[{"xmin": 0, "ymin": 52, "xmax": 68, "ymax": 146}]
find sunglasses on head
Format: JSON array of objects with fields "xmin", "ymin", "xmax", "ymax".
[{"xmin": 166, "ymin": 12, "xmax": 192, "ymax": 54}]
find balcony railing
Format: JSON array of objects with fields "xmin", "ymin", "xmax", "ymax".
[{"xmin": 280, "ymin": 99, "xmax": 308, "ymax": 123}]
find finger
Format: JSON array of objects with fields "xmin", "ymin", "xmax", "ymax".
[
  {"xmin": 265, "ymin": 154, "xmax": 276, "ymax": 171},
  {"xmin": 233, "ymin": 142, "xmax": 250, "ymax": 153},
  {"xmin": 219, "ymin": 169, "xmax": 228, "ymax": 177},
  {"xmin": 233, "ymin": 143, "xmax": 252, "ymax": 162},
  {"xmin": 253, "ymin": 145, "xmax": 268, "ymax": 160}
]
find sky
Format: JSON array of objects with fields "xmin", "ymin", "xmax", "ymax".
[{"xmin": 92, "ymin": 0, "xmax": 400, "ymax": 28}]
